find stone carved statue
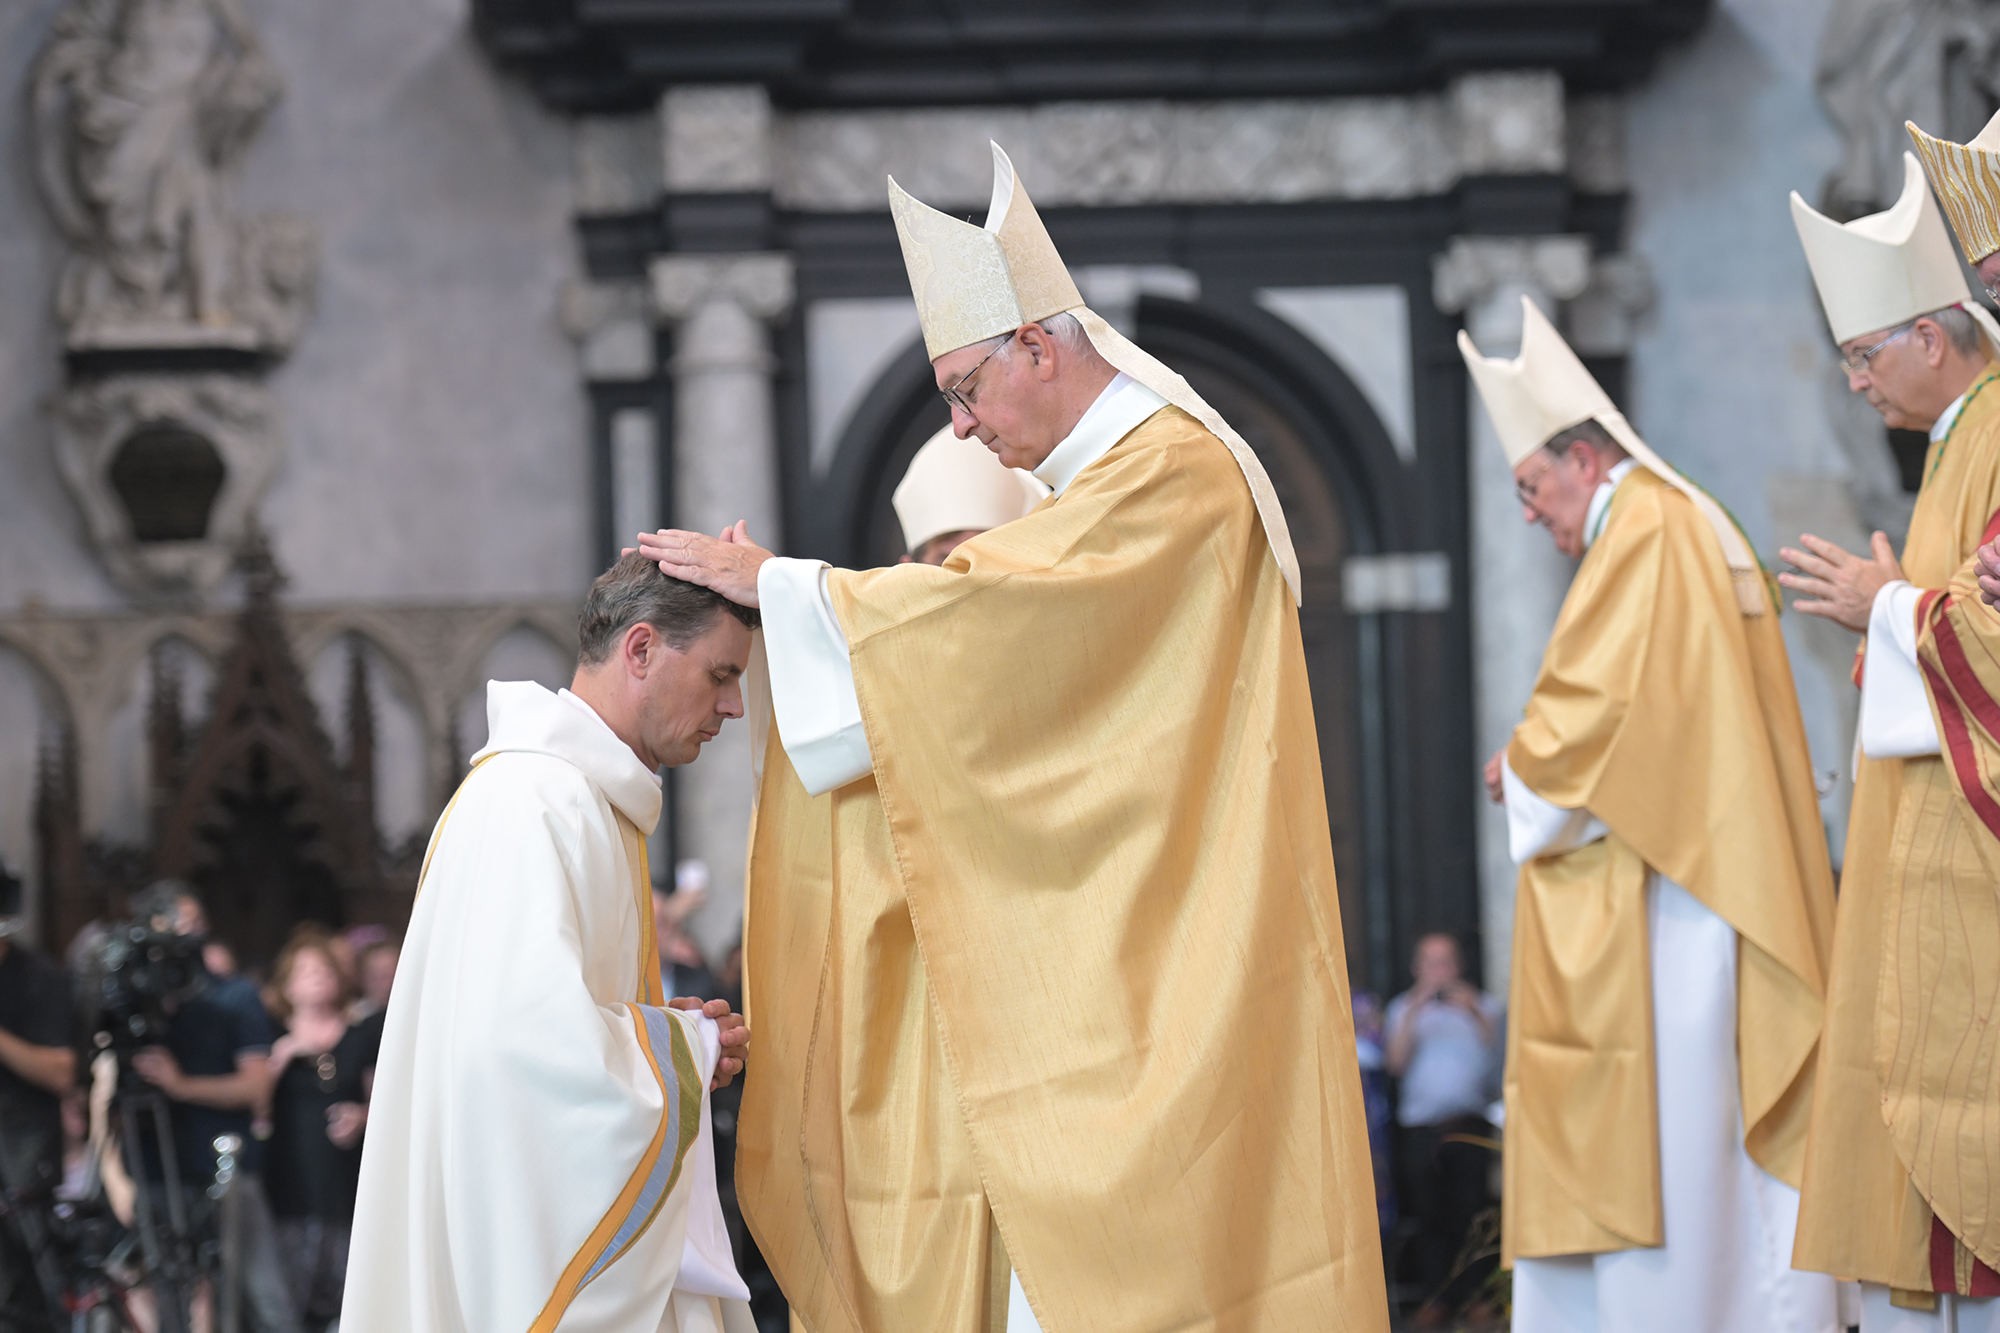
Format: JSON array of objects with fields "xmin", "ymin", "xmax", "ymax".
[
  {"xmin": 30, "ymin": 0, "xmax": 315, "ymax": 351},
  {"xmin": 1817, "ymin": 0, "xmax": 2000, "ymax": 219}
]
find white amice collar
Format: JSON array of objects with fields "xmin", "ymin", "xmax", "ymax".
[
  {"xmin": 1933, "ymin": 388, "xmax": 1971, "ymax": 443},
  {"xmin": 1032, "ymin": 372, "xmax": 1169, "ymax": 496},
  {"xmin": 1582, "ymin": 458, "xmax": 1640, "ymax": 552}
]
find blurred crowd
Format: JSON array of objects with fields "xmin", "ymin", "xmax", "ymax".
[
  {"xmin": 0, "ymin": 881, "xmax": 402, "ymax": 1333},
  {"xmin": 0, "ymin": 856, "xmax": 768, "ymax": 1333}
]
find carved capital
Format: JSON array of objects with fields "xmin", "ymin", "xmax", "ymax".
[
  {"xmin": 1567, "ymin": 253, "xmax": 1656, "ymax": 355},
  {"xmin": 1432, "ymin": 236, "xmax": 1593, "ymax": 318},
  {"xmin": 560, "ymin": 280, "xmax": 655, "ymax": 380},
  {"xmin": 650, "ymin": 254, "xmax": 796, "ymax": 325}
]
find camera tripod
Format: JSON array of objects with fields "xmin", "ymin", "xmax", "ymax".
[{"xmin": 0, "ymin": 1051, "xmax": 244, "ymax": 1333}]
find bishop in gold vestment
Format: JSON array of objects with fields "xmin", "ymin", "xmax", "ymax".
[
  {"xmin": 1785, "ymin": 142, "xmax": 2000, "ymax": 1323},
  {"xmin": 1462, "ymin": 301, "xmax": 1836, "ymax": 1333},
  {"xmin": 640, "ymin": 144, "xmax": 1387, "ymax": 1333}
]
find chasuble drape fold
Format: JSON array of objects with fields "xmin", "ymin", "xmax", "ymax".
[
  {"xmin": 738, "ymin": 407, "xmax": 1387, "ymax": 1333},
  {"xmin": 1505, "ymin": 470, "xmax": 1835, "ymax": 1262},
  {"xmin": 1797, "ymin": 363, "xmax": 2000, "ymax": 1291}
]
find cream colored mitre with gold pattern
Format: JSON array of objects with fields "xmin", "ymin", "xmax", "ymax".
[
  {"xmin": 888, "ymin": 142, "xmax": 1302, "ymax": 603},
  {"xmin": 894, "ymin": 425, "xmax": 1048, "ymax": 553},
  {"xmin": 1459, "ymin": 298, "xmax": 1767, "ymax": 616},
  {"xmin": 1791, "ymin": 151, "xmax": 2000, "ymax": 352},
  {"xmin": 1909, "ymin": 111, "xmax": 2000, "ymax": 265}
]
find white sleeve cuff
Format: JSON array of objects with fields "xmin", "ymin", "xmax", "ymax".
[
  {"xmin": 1501, "ymin": 755, "xmax": 1609, "ymax": 865},
  {"xmin": 757, "ymin": 557, "xmax": 875, "ymax": 795},
  {"xmin": 1860, "ymin": 580, "xmax": 1941, "ymax": 760},
  {"xmin": 666, "ymin": 1006, "xmax": 753, "ymax": 1304}
]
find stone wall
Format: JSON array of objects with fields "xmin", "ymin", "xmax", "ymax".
[{"xmin": 0, "ymin": 0, "xmax": 594, "ymax": 941}]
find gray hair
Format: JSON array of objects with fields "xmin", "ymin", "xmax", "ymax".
[
  {"xmin": 1926, "ymin": 305, "xmax": 1984, "ymax": 357},
  {"xmin": 986, "ymin": 310, "xmax": 1100, "ymax": 365},
  {"xmin": 577, "ymin": 553, "xmax": 759, "ymax": 667},
  {"xmin": 1543, "ymin": 417, "xmax": 1628, "ymax": 461}
]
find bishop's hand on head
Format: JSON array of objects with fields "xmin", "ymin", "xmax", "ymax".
[{"xmin": 636, "ymin": 521, "xmax": 771, "ymax": 608}]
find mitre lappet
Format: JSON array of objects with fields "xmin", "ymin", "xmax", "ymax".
[
  {"xmin": 887, "ymin": 141, "xmax": 1303, "ymax": 602},
  {"xmin": 1457, "ymin": 298, "xmax": 1768, "ymax": 615},
  {"xmin": 893, "ymin": 425, "xmax": 1049, "ymax": 554},
  {"xmin": 1908, "ymin": 110, "xmax": 2000, "ymax": 266},
  {"xmin": 1792, "ymin": 149, "xmax": 2000, "ymax": 351}
]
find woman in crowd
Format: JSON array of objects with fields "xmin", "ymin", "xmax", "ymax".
[{"xmin": 261, "ymin": 927, "xmax": 381, "ymax": 1332}]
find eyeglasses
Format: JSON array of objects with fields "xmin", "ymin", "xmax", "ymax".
[
  {"xmin": 1837, "ymin": 322, "xmax": 1914, "ymax": 376},
  {"xmin": 939, "ymin": 335, "xmax": 1010, "ymax": 414},
  {"xmin": 1514, "ymin": 453, "xmax": 1558, "ymax": 507}
]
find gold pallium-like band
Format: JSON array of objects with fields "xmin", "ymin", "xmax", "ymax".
[
  {"xmin": 527, "ymin": 1005, "xmax": 699, "ymax": 1333},
  {"xmin": 529, "ymin": 816, "xmax": 696, "ymax": 1332},
  {"xmin": 1909, "ymin": 120, "xmax": 2000, "ymax": 263},
  {"xmin": 413, "ymin": 755, "xmax": 494, "ymax": 895},
  {"xmin": 416, "ymin": 756, "xmax": 692, "ymax": 1329}
]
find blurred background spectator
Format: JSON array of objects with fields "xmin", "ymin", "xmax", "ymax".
[
  {"xmin": 262, "ymin": 925, "xmax": 381, "ymax": 1333},
  {"xmin": 1385, "ymin": 933, "xmax": 1501, "ymax": 1312},
  {"xmin": 350, "ymin": 934, "xmax": 401, "ymax": 1023},
  {"xmin": 658, "ymin": 860, "xmax": 721, "ymax": 1001},
  {"xmin": 1351, "ymin": 990, "xmax": 1399, "ymax": 1255},
  {"xmin": 0, "ymin": 862, "xmax": 75, "ymax": 1332},
  {"xmin": 128, "ymin": 883, "xmax": 300, "ymax": 1333}
]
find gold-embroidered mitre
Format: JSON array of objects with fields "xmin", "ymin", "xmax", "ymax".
[
  {"xmin": 1460, "ymin": 298, "xmax": 1767, "ymax": 615},
  {"xmin": 889, "ymin": 143, "xmax": 1085, "ymax": 359},
  {"xmin": 1791, "ymin": 152, "xmax": 1979, "ymax": 344},
  {"xmin": 1909, "ymin": 110, "xmax": 2000, "ymax": 264}
]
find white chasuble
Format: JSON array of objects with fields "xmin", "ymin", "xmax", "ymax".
[{"xmin": 342, "ymin": 681, "xmax": 752, "ymax": 1333}]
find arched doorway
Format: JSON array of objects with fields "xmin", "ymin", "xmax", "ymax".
[{"xmin": 820, "ymin": 300, "xmax": 1393, "ymax": 982}]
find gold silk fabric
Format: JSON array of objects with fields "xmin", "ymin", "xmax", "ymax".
[
  {"xmin": 737, "ymin": 407, "xmax": 1388, "ymax": 1333},
  {"xmin": 1797, "ymin": 363, "xmax": 2000, "ymax": 1288},
  {"xmin": 1504, "ymin": 470, "xmax": 1836, "ymax": 1262}
]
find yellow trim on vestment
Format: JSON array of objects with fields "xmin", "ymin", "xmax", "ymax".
[{"xmin": 527, "ymin": 811, "xmax": 697, "ymax": 1332}]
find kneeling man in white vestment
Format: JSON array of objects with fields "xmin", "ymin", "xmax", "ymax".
[{"xmin": 342, "ymin": 555, "xmax": 757, "ymax": 1333}]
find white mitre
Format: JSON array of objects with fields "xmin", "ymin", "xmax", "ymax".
[
  {"xmin": 894, "ymin": 426, "xmax": 1048, "ymax": 553},
  {"xmin": 1458, "ymin": 298, "xmax": 1768, "ymax": 616},
  {"xmin": 1791, "ymin": 151, "xmax": 2000, "ymax": 351},
  {"xmin": 887, "ymin": 142, "xmax": 1303, "ymax": 604}
]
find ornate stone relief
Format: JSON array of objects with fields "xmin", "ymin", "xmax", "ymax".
[
  {"xmin": 50, "ymin": 375, "xmax": 282, "ymax": 596},
  {"xmin": 774, "ymin": 72, "xmax": 1568, "ymax": 211},
  {"xmin": 30, "ymin": 0, "xmax": 317, "ymax": 353},
  {"xmin": 1816, "ymin": 0, "xmax": 2000, "ymax": 219},
  {"xmin": 29, "ymin": 0, "xmax": 316, "ymax": 599}
]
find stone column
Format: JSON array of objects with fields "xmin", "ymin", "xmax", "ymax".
[
  {"xmin": 1432, "ymin": 236, "xmax": 1592, "ymax": 993},
  {"xmin": 650, "ymin": 251, "xmax": 794, "ymax": 958}
]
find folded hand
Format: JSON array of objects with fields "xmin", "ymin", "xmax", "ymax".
[{"xmin": 669, "ymin": 996, "xmax": 749, "ymax": 1090}]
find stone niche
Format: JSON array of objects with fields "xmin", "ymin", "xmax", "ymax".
[
  {"xmin": 29, "ymin": 0, "xmax": 315, "ymax": 600},
  {"xmin": 52, "ymin": 376, "xmax": 282, "ymax": 597}
]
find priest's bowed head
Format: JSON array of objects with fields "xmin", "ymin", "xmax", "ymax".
[
  {"xmin": 641, "ymin": 143, "xmax": 1387, "ymax": 1333},
  {"xmin": 341, "ymin": 558, "xmax": 760, "ymax": 1333},
  {"xmin": 1790, "ymin": 150, "xmax": 2000, "ymax": 625}
]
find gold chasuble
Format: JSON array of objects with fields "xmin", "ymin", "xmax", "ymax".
[
  {"xmin": 736, "ymin": 406, "xmax": 1388, "ymax": 1333},
  {"xmin": 1794, "ymin": 362, "xmax": 2000, "ymax": 1294},
  {"xmin": 1503, "ymin": 469, "xmax": 1835, "ymax": 1263}
]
